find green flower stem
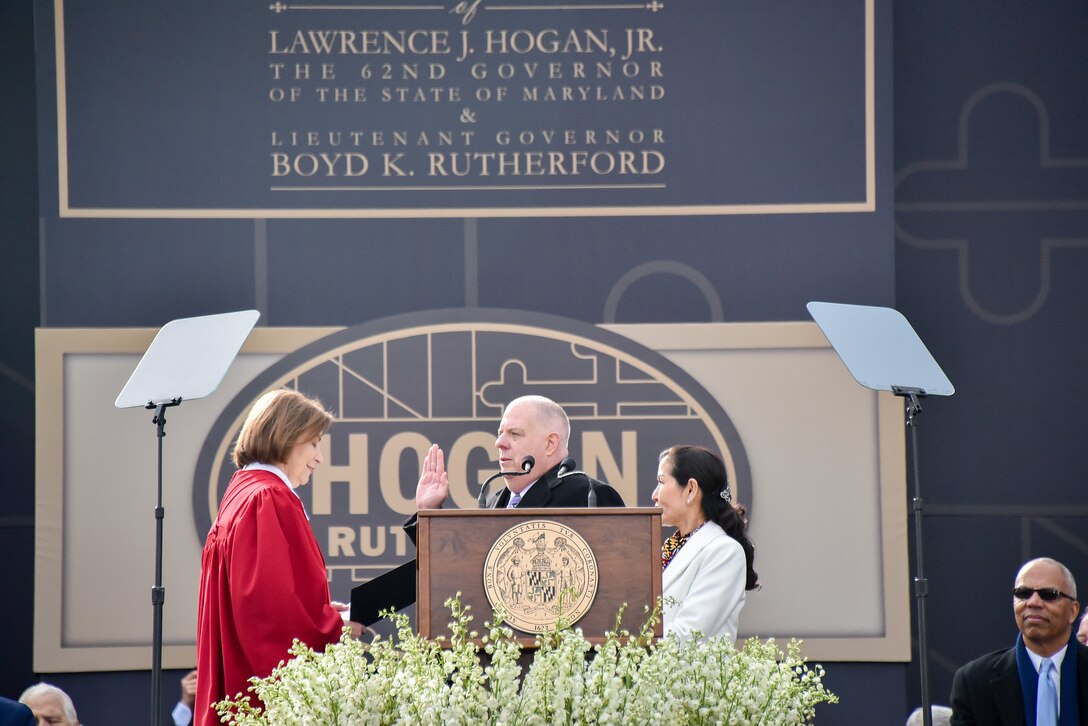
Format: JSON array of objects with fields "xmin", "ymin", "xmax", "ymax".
[{"xmin": 215, "ymin": 595, "xmax": 837, "ymax": 725}]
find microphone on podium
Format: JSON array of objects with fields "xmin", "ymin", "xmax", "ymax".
[
  {"xmin": 477, "ymin": 455, "xmax": 535, "ymax": 508},
  {"xmin": 556, "ymin": 457, "xmax": 597, "ymax": 507}
]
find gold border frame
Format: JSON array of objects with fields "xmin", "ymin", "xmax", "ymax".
[
  {"xmin": 604, "ymin": 322, "xmax": 909, "ymax": 661},
  {"xmin": 32, "ymin": 327, "xmax": 335, "ymax": 672},
  {"xmin": 201, "ymin": 321, "xmax": 744, "ymax": 526},
  {"xmin": 52, "ymin": 0, "xmax": 876, "ymax": 219},
  {"xmin": 34, "ymin": 321, "xmax": 907, "ymax": 671}
]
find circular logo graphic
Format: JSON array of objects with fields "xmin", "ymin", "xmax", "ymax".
[
  {"xmin": 193, "ymin": 309, "xmax": 751, "ymax": 597},
  {"xmin": 483, "ymin": 520, "xmax": 598, "ymax": 633}
]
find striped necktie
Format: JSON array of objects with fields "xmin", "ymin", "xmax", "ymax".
[{"xmin": 507, "ymin": 491, "xmax": 522, "ymax": 509}]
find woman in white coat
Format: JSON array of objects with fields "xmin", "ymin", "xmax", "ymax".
[{"xmin": 653, "ymin": 445, "xmax": 759, "ymax": 641}]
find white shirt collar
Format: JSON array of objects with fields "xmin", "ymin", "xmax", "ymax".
[
  {"xmin": 1026, "ymin": 642, "xmax": 1067, "ymax": 710},
  {"xmin": 507, "ymin": 479, "xmax": 537, "ymax": 506},
  {"xmin": 243, "ymin": 462, "xmax": 309, "ymax": 519},
  {"xmin": 1026, "ymin": 642, "xmax": 1068, "ymax": 672}
]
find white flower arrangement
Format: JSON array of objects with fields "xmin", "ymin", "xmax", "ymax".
[{"xmin": 215, "ymin": 596, "xmax": 837, "ymax": 725}]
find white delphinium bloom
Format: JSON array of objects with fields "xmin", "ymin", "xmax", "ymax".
[
  {"xmin": 215, "ymin": 596, "xmax": 838, "ymax": 724},
  {"xmin": 481, "ymin": 609, "xmax": 523, "ymax": 725}
]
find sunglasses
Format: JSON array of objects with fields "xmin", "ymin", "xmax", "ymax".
[{"xmin": 1012, "ymin": 586, "xmax": 1076, "ymax": 602}]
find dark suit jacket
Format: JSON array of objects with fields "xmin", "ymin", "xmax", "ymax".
[
  {"xmin": 365, "ymin": 463, "xmax": 627, "ymax": 619},
  {"xmin": 950, "ymin": 640, "xmax": 1088, "ymax": 725},
  {"xmin": 363, "ymin": 462, "xmax": 626, "ymax": 627},
  {"xmin": 484, "ymin": 463, "xmax": 625, "ymax": 509},
  {"xmin": 0, "ymin": 698, "xmax": 35, "ymax": 726},
  {"xmin": 380, "ymin": 462, "xmax": 626, "ymax": 616},
  {"xmin": 404, "ymin": 462, "xmax": 625, "ymax": 545}
]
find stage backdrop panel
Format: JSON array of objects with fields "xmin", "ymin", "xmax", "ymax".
[
  {"xmin": 44, "ymin": 0, "xmax": 873, "ymax": 217},
  {"xmin": 35, "ymin": 319, "xmax": 907, "ymax": 672}
]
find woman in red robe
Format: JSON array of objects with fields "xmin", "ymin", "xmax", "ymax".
[{"xmin": 194, "ymin": 389, "xmax": 363, "ymax": 725}]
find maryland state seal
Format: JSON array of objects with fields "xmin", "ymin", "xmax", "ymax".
[{"xmin": 482, "ymin": 520, "xmax": 599, "ymax": 634}]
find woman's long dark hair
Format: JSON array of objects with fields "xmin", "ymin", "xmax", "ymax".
[{"xmin": 660, "ymin": 445, "xmax": 759, "ymax": 591}]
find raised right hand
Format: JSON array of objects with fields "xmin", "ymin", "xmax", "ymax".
[{"xmin": 415, "ymin": 443, "xmax": 449, "ymax": 509}]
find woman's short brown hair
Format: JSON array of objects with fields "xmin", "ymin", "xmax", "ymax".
[{"xmin": 232, "ymin": 389, "xmax": 334, "ymax": 468}]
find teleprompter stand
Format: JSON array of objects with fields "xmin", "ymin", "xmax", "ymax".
[
  {"xmin": 807, "ymin": 302, "xmax": 954, "ymax": 726},
  {"xmin": 116, "ymin": 310, "xmax": 259, "ymax": 725}
]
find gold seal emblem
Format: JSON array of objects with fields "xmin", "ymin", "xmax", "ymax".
[{"xmin": 482, "ymin": 520, "xmax": 599, "ymax": 634}]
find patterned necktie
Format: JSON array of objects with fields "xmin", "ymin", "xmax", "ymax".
[
  {"xmin": 507, "ymin": 491, "xmax": 522, "ymax": 509},
  {"xmin": 1037, "ymin": 657, "xmax": 1057, "ymax": 726}
]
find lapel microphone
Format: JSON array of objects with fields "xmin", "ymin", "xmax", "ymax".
[{"xmin": 477, "ymin": 455, "xmax": 535, "ymax": 508}]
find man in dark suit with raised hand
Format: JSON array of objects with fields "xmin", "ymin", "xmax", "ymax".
[
  {"xmin": 372, "ymin": 395, "xmax": 624, "ymax": 617},
  {"xmin": 950, "ymin": 557, "xmax": 1088, "ymax": 725},
  {"xmin": 411, "ymin": 394, "xmax": 624, "ymax": 522}
]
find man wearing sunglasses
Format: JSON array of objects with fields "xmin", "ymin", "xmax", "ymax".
[{"xmin": 950, "ymin": 557, "xmax": 1088, "ymax": 725}]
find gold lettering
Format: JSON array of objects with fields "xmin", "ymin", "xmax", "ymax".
[
  {"xmin": 581, "ymin": 430, "xmax": 637, "ymax": 504},
  {"xmin": 328, "ymin": 526, "xmax": 356, "ymax": 557},
  {"xmin": 379, "ymin": 432, "xmax": 431, "ymax": 515},
  {"xmin": 389, "ymin": 526, "xmax": 409, "ymax": 556},
  {"xmin": 312, "ymin": 434, "xmax": 370, "ymax": 515},
  {"xmin": 447, "ymin": 431, "xmax": 498, "ymax": 508},
  {"xmin": 358, "ymin": 525, "xmax": 386, "ymax": 557},
  {"xmin": 326, "ymin": 526, "xmax": 410, "ymax": 558}
]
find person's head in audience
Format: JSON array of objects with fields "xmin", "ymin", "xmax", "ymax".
[
  {"xmin": 949, "ymin": 557, "xmax": 1084, "ymax": 722},
  {"xmin": 905, "ymin": 705, "xmax": 948, "ymax": 726},
  {"xmin": 18, "ymin": 683, "xmax": 79, "ymax": 726},
  {"xmin": 1012, "ymin": 557, "xmax": 1080, "ymax": 656},
  {"xmin": 906, "ymin": 705, "xmax": 952, "ymax": 726},
  {"xmin": 1077, "ymin": 606, "xmax": 1088, "ymax": 645}
]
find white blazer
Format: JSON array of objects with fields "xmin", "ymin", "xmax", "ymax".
[{"xmin": 661, "ymin": 520, "xmax": 747, "ymax": 641}]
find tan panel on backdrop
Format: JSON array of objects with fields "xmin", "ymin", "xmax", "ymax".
[{"xmin": 34, "ymin": 323, "xmax": 908, "ymax": 671}]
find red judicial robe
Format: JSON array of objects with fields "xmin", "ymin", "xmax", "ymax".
[{"xmin": 194, "ymin": 467, "xmax": 344, "ymax": 725}]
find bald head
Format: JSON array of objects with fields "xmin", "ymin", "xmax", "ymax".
[
  {"xmin": 1016, "ymin": 558, "xmax": 1077, "ymax": 598},
  {"xmin": 495, "ymin": 396, "xmax": 571, "ymax": 486},
  {"xmin": 506, "ymin": 396, "xmax": 570, "ymax": 445},
  {"xmin": 1013, "ymin": 557, "xmax": 1081, "ymax": 657}
]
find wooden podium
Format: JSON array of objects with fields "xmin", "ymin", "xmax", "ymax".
[{"xmin": 416, "ymin": 507, "xmax": 662, "ymax": 646}]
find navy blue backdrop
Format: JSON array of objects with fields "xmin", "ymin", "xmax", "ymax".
[{"xmin": 2, "ymin": 1, "xmax": 1087, "ymax": 724}]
